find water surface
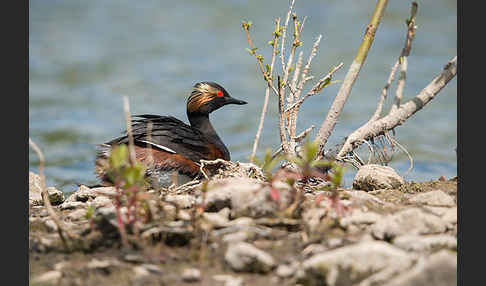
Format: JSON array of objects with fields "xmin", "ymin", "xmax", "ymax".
[{"xmin": 29, "ymin": 0, "xmax": 457, "ymax": 192}]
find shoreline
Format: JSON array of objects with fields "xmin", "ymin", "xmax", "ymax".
[{"xmin": 29, "ymin": 164, "xmax": 457, "ymax": 285}]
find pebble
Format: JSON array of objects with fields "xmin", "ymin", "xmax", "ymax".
[
  {"xmin": 372, "ymin": 208, "xmax": 449, "ymax": 240},
  {"xmin": 224, "ymin": 242, "xmax": 276, "ymax": 273},
  {"xmin": 353, "ymin": 164, "xmax": 405, "ymax": 191},
  {"xmin": 182, "ymin": 268, "xmax": 201, "ymax": 283},
  {"xmin": 408, "ymin": 190, "xmax": 455, "ymax": 207},
  {"xmin": 213, "ymin": 274, "xmax": 244, "ymax": 286},
  {"xmin": 32, "ymin": 270, "xmax": 62, "ymax": 284}
]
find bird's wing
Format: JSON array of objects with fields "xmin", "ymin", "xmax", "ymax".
[{"xmin": 106, "ymin": 115, "xmax": 215, "ymax": 163}]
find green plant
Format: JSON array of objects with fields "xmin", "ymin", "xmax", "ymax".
[{"xmin": 102, "ymin": 144, "xmax": 149, "ymax": 248}]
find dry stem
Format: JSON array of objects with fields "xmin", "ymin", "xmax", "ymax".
[
  {"xmin": 29, "ymin": 138, "xmax": 78, "ymax": 248},
  {"xmin": 249, "ymin": 18, "xmax": 281, "ymax": 162},
  {"xmin": 123, "ymin": 96, "xmax": 137, "ymax": 165},
  {"xmin": 315, "ymin": 0, "xmax": 389, "ymax": 157},
  {"xmin": 337, "ymin": 56, "xmax": 457, "ymax": 159}
]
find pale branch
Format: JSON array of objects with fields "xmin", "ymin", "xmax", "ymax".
[
  {"xmin": 285, "ymin": 62, "xmax": 344, "ymax": 115},
  {"xmin": 270, "ymin": 125, "xmax": 315, "ymax": 159},
  {"xmin": 277, "ymin": 76, "xmax": 291, "ymax": 154},
  {"xmin": 291, "ymin": 51, "xmax": 304, "ymax": 97},
  {"xmin": 280, "ymin": 0, "xmax": 296, "ymax": 75},
  {"xmin": 295, "ymin": 35, "xmax": 322, "ymax": 98},
  {"xmin": 289, "ymin": 35, "xmax": 323, "ymax": 139},
  {"xmin": 391, "ymin": 2, "xmax": 418, "ymax": 113},
  {"xmin": 242, "ymin": 21, "xmax": 280, "ymax": 96},
  {"xmin": 123, "ymin": 96, "xmax": 137, "ymax": 165},
  {"xmin": 29, "ymin": 138, "xmax": 78, "ymax": 245},
  {"xmin": 371, "ymin": 60, "xmax": 399, "ymax": 121},
  {"xmin": 315, "ymin": 0, "xmax": 389, "ymax": 157},
  {"xmin": 250, "ymin": 18, "xmax": 282, "ymax": 162},
  {"xmin": 336, "ymin": 56, "xmax": 457, "ymax": 159},
  {"xmin": 294, "ymin": 125, "xmax": 315, "ymax": 142}
]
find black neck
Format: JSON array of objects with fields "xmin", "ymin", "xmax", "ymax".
[
  {"xmin": 187, "ymin": 112, "xmax": 231, "ymax": 161},
  {"xmin": 187, "ymin": 113, "xmax": 219, "ymax": 139}
]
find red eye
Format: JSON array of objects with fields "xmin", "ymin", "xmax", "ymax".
[{"xmin": 217, "ymin": 90, "xmax": 223, "ymax": 97}]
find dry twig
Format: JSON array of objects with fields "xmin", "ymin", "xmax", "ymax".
[
  {"xmin": 315, "ymin": 0, "xmax": 389, "ymax": 157},
  {"xmin": 29, "ymin": 138, "xmax": 78, "ymax": 248}
]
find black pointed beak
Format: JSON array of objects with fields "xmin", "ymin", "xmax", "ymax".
[{"xmin": 225, "ymin": 97, "xmax": 247, "ymax": 105}]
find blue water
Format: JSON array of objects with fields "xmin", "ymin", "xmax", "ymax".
[{"xmin": 29, "ymin": 0, "xmax": 457, "ymax": 192}]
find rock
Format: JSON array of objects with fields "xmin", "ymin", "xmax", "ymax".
[
  {"xmin": 227, "ymin": 217, "xmax": 256, "ymax": 227},
  {"xmin": 224, "ymin": 242, "xmax": 276, "ymax": 273},
  {"xmin": 302, "ymin": 207, "xmax": 327, "ymax": 233},
  {"xmin": 203, "ymin": 178, "xmax": 293, "ymax": 218},
  {"xmin": 66, "ymin": 208, "xmax": 88, "ymax": 221},
  {"xmin": 276, "ymin": 261, "xmax": 299, "ymax": 278},
  {"xmin": 343, "ymin": 190, "xmax": 386, "ymax": 207},
  {"xmin": 32, "ymin": 270, "xmax": 62, "ymax": 284},
  {"xmin": 340, "ymin": 209, "xmax": 383, "ymax": 228},
  {"xmin": 302, "ymin": 244, "xmax": 328, "ymax": 258},
  {"xmin": 408, "ymin": 190, "xmax": 455, "ymax": 207},
  {"xmin": 441, "ymin": 207, "xmax": 457, "ymax": 225},
  {"xmin": 86, "ymin": 258, "xmax": 120, "ymax": 270},
  {"xmin": 222, "ymin": 231, "xmax": 252, "ymax": 243},
  {"xmin": 182, "ymin": 268, "xmax": 201, "ymax": 283},
  {"xmin": 371, "ymin": 208, "xmax": 449, "ymax": 240},
  {"xmin": 59, "ymin": 201, "xmax": 86, "ymax": 210},
  {"xmin": 422, "ymin": 206, "xmax": 450, "ymax": 216},
  {"xmin": 353, "ymin": 164, "xmax": 405, "ymax": 191},
  {"xmin": 29, "ymin": 172, "xmax": 65, "ymax": 206},
  {"xmin": 90, "ymin": 196, "xmax": 113, "ymax": 208},
  {"xmin": 140, "ymin": 264, "xmax": 163, "ymax": 274},
  {"xmin": 43, "ymin": 219, "xmax": 58, "ymax": 232},
  {"xmin": 297, "ymin": 241, "xmax": 415, "ymax": 286},
  {"xmin": 393, "ymin": 234, "xmax": 457, "ymax": 252},
  {"xmin": 203, "ymin": 207, "xmax": 230, "ymax": 228},
  {"xmin": 123, "ymin": 253, "xmax": 145, "ymax": 263},
  {"xmin": 165, "ymin": 194, "xmax": 196, "ymax": 209},
  {"xmin": 384, "ymin": 250, "xmax": 456, "ymax": 286},
  {"xmin": 133, "ymin": 265, "xmax": 150, "ymax": 278},
  {"xmin": 65, "ymin": 185, "xmax": 116, "ymax": 203},
  {"xmin": 162, "ymin": 204, "xmax": 177, "ymax": 220},
  {"xmin": 177, "ymin": 209, "xmax": 192, "ymax": 221},
  {"xmin": 213, "ymin": 274, "xmax": 244, "ymax": 286}
]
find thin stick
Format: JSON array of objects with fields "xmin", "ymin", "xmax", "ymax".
[
  {"xmin": 285, "ymin": 62, "xmax": 344, "ymax": 114},
  {"xmin": 315, "ymin": 0, "xmax": 389, "ymax": 156},
  {"xmin": 29, "ymin": 138, "xmax": 78, "ymax": 245},
  {"xmin": 277, "ymin": 75, "xmax": 291, "ymax": 154},
  {"xmin": 280, "ymin": 0, "xmax": 296, "ymax": 75},
  {"xmin": 336, "ymin": 56, "xmax": 457, "ymax": 158},
  {"xmin": 242, "ymin": 21, "xmax": 280, "ymax": 96},
  {"xmin": 123, "ymin": 96, "xmax": 137, "ymax": 165},
  {"xmin": 391, "ymin": 2, "xmax": 418, "ymax": 113},
  {"xmin": 372, "ymin": 60, "xmax": 399, "ymax": 121},
  {"xmin": 250, "ymin": 18, "xmax": 281, "ymax": 162}
]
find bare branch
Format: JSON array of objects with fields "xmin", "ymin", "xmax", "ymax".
[
  {"xmin": 391, "ymin": 2, "xmax": 418, "ymax": 113},
  {"xmin": 372, "ymin": 60, "xmax": 399, "ymax": 121},
  {"xmin": 336, "ymin": 56, "xmax": 457, "ymax": 159},
  {"xmin": 123, "ymin": 96, "xmax": 137, "ymax": 165},
  {"xmin": 315, "ymin": 0, "xmax": 389, "ymax": 156},
  {"xmin": 250, "ymin": 18, "xmax": 282, "ymax": 162},
  {"xmin": 285, "ymin": 62, "xmax": 344, "ymax": 115},
  {"xmin": 29, "ymin": 138, "xmax": 78, "ymax": 245},
  {"xmin": 277, "ymin": 76, "xmax": 291, "ymax": 154},
  {"xmin": 242, "ymin": 21, "xmax": 280, "ymax": 96},
  {"xmin": 280, "ymin": 0, "xmax": 296, "ymax": 75}
]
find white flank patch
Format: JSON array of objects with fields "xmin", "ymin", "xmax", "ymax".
[{"xmin": 139, "ymin": 140, "xmax": 177, "ymax": 154}]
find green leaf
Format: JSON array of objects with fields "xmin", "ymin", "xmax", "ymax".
[
  {"xmin": 110, "ymin": 145, "xmax": 129, "ymax": 170},
  {"xmin": 265, "ymin": 64, "xmax": 271, "ymax": 74}
]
